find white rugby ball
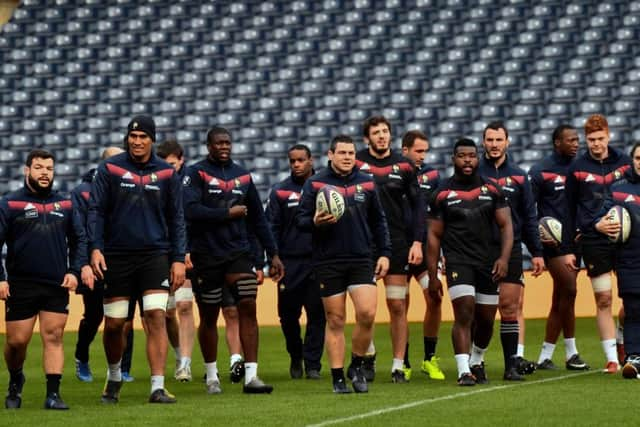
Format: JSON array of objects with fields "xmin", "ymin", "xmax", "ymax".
[
  {"xmin": 538, "ymin": 216, "xmax": 562, "ymax": 246},
  {"xmin": 607, "ymin": 205, "xmax": 631, "ymax": 244},
  {"xmin": 316, "ymin": 185, "xmax": 345, "ymax": 220}
]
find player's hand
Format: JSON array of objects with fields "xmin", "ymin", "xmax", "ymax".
[
  {"xmin": 185, "ymin": 253, "xmax": 193, "ymax": 271},
  {"xmin": 408, "ymin": 241, "xmax": 423, "ymax": 265},
  {"xmin": 313, "ymin": 210, "xmax": 337, "ymax": 226},
  {"xmin": 90, "ymin": 249, "xmax": 107, "ymax": 280},
  {"xmin": 595, "ymin": 215, "xmax": 621, "ymax": 239},
  {"xmin": 269, "ymin": 255, "xmax": 285, "ymax": 282},
  {"xmin": 61, "ymin": 273, "xmax": 78, "ymax": 292},
  {"xmin": 375, "ymin": 256, "xmax": 390, "ymax": 279},
  {"xmin": 530, "ymin": 256, "xmax": 545, "ymax": 277},
  {"xmin": 81, "ymin": 265, "xmax": 95, "ymax": 290},
  {"xmin": 492, "ymin": 257, "xmax": 508, "ymax": 282},
  {"xmin": 0, "ymin": 281, "xmax": 9, "ymax": 300},
  {"xmin": 564, "ymin": 254, "xmax": 579, "ymax": 272},
  {"xmin": 428, "ymin": 276, "xmax": 443, "ymax": 300},
  {"xmin": 170, "ymin": 262, "xmax": 186, "ymax": 292},
  {"xmin": 256, "ymin": 269, "xmax": 265, "ymax": 285},
  {"xmin": 229, "ymin": 205, "xmax": 248, "ymax": 219}
]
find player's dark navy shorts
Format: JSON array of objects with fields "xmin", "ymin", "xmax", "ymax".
[
  {"xmin": 314, "ymin": 259, "xmax": 376, "ymax": 298},
  {"xmin": 445, "ymin": 263, "xmax": 498, "ymax": 305},
  {"xmin": 501, "ymin": 244, "xmax": 525, "ymax": 286},
  {"xmin": 5, "ymin": 281, "xmax": 69, "ymax": 321},
  {"xmin": 387, "ymin": 237, "xmax": 410, "ymax": 276},
  {"xmin": 191, "ymin": 251, "xmax": 257, "ymax": 305},
  {"xmin": 579, "ymin": 234, "xmax": 617, "ymax": 277},
  {"xmin": 103, "ymin": 253, "xmax": 170, "ymax": 299}
]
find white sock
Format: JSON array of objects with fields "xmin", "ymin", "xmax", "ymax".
[
  {"xmin": 174, "ymin": 347, "xmax": 181, "ymax": 360},
  {"xmin": 366, "ymin": 341, "xmax": 376, "ymax": 355},
  {"xmin": 230, "ymin": 353, "xmax": 243, "ymax": 367},
  {"xmin": 180, "ymin": 356, "xmax": 191, "ymax": 369},
  {"xmin": 564, "ymin": 338, "xmax": 578, "ymax": 359},
  {"xmin": 469, "ymin": 344, "xmax": 486, "ymax": 366},
  {"xmin": 391, "ymin": 358, "xmax": 404, "ymax": 372},
  {"xmin": 150, "ymin": 375, "xmax": 164, "ymax": 393},
  {"xmin": 538, "ymin": 342, "xmax": 556, "ymax": 364},
  {"xmin": 602, "ymin": 339, "xmax": 618, "ymax": 363},
  {"xmin": 454, "ymin": 354, "xmax": 470, "ymax": 377},
  {"xmin": 517, "ymin": 344, "xmax": 525, "ymax": 358},
  {"xmin": 107, "ymin": 361, "xmax": 122, "ymax": 382},
  {"xmin": 205, "ymin": 362, "xmax": 219, "ymax": 383},
  {"xmin": 245, "ymin": 362, "xmax": 258, "ymax": 385}
]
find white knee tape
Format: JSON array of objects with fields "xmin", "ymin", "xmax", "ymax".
[
  {"xmin": 418, "ymin": 275, "xmax": 430, "ymax": 290},
  {"xmin": 385, "ymin": 285, "xmax": 407, "ymax": 299},
  {"xmin": 174, "ymin": 286, "xmax": 193, "ymax": 303},
  {"xmin": 591, "ymin": 274, "xmax": 612, "ymax": 293},
  {"xmin": 103, "ymin": 300, "xmax": 130, "ymax": 319},
  {"xmin": 143, "ymin": 293, "xmax": 169, "ymax": 312},
  {"xmin": 166, "ymin": 295, "xmax": 176, "ymax": 310}
]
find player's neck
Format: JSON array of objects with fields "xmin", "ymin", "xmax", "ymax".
[{"xmin": 485, "ymin": 154, "xmax": 506, "ymax": 168}]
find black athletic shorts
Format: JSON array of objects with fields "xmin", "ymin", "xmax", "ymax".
[
  {"xmin": 500, "ymin": 244, "xmax": 524, "ymax": 286},
  {"xmin": 103, "ymin": 253, "xmax": 170, "ymax": 299},
  {"xmin": 542, "ymin": 243, "xmax": 582, "ymax": 267},
  {"xmin": 191, "ymin": 251, "xmax": 257, "ymax": 305},
  {"xmin": 386, "ymin": 237, "xmax": 410, "ymax": 276},
  {"xmin": 314, "ymin": 260, "xmax": 375, "ymax": 298},
  {"xmin": 5, "ymin": 281, "xmax": 69, "ymax": 321},
  {"xmin": 445, "ymin": 263, "xmax": 498, "ymax": 304},
  {"xmin": 579, "ymin": 234, "xmax": 617, "ymax": 277}
]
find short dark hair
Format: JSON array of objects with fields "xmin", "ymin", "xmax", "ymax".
[
  {"xmin": 402, "ymin": 130, "xmax": 428, "ymax": 148},
  {"xmin": 363, "ymin": 115, "xmax": 391, "ymax": 138},
  {"xmin": 551, "ymin": 124, "xmax": 575, "ymax": 146},
  {"xmin": 206, "ymin": 126, "xmax": 231, "ymax": 144},
  {"xmin": 631, "ymin": 142, "xmax": 640, "ymax": 158},
  {"xmin": 156, "ymin": 139, "xmax": 184, "ymax": 160},
  {"xmin": 26, "ymin": 149, "xmax": 55, "ymax": 166},
  {"xmin": 483, "ymin": 121, "xmax": 509, "ymax": 140},
  {"xmin": 453, "ymin": 138, "xmax": 477, "ymax": 155},
  {"xmin": 288, "ymin": 144, "xmax": 311, "ymax": 158},
  {"xmin": 330, "ymin": 135, "xmax": 354, "ymax": 152}
]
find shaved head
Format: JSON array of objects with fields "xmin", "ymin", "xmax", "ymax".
[{"xmin": 101, "ymin": 146, "xmax": 125, "ymax": 160}]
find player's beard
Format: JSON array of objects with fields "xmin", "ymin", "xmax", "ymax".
[
  {"xmin": 370, "ymin": 142, "xmax": 390, "ymax": 156},
  {"xmin": 27, "ymin": 175, "xmax": 53, "ymax": 197},
  {"xmin": 454, "ymin": 164, "xmax": 476, "ymax": 182}
]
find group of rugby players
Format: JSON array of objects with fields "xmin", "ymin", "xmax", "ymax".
[{"xmin": 1, "ymin": 112, "xmax": 638, "ymax": 409}]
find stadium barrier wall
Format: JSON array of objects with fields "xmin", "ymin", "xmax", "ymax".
[{"xmin": 0, "ymin": 270, "xmax": 622, "ymax": 332}]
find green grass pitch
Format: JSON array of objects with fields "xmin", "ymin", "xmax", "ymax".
[{"xmin": 0, "ymin": 317, "xmax": 635, "ymax": 426}]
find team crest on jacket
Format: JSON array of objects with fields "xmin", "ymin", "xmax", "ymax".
[{"xmin": 354, "ymin": 184, "xmax": 365, "ymax": 202}]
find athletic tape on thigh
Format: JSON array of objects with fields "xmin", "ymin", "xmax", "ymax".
[
  {"xmin": 103, "ymin": 300, "xmax": 130, "ymax": 319},
  {"xmin": 347, "ymin": 283, "xmax": 371, "ymax": 293},
  {"xmin": 475, "ymin": 292, "xmax": 499, "ymax": 305},
  {"xmin": 166, "ymin": 294, "xmax": 176, "ymax": 310},
  {"xmin": 199, "ymin": 288, "xmax": 222, "ymax": 305},
  {"xmin": 385, "ymin": 285, "xmax": 407, "ymax": 299},
  {"xmin": 591, "ymin": 273, "xmax": 612, "ymax": 292},
  {"xmin": 174, "ymin": 286, "xmax": 193, "ymax": 303},
  {"xmin": 448, "ymin": 284, "xmax": 475, "ymax": 301},
  {"xmin": 142, "ymin": 293, "xmax": 169, "ymax": 312},
  {"xmin": 235, "ymin": 277, "xmax": 258, "ymax": 299}
]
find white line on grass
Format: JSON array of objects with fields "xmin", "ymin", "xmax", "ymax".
[{"xmin": 306, "ymin": 370, "xmax": 597, "ymax": 427}]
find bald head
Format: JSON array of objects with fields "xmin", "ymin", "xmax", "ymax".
[{"xmin": 101, "ymin": 146, "xmax": 124, "ymax": 160}]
